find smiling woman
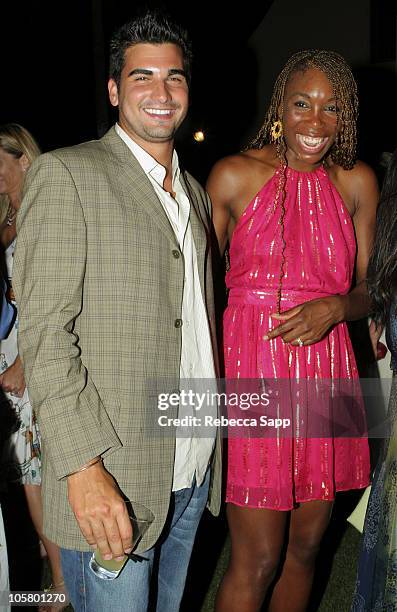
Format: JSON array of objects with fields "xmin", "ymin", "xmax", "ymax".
[
  {"xmin": 206, "ymin": 50, "xmax": 379, "ymax": 612},
  {"xmin": 282, "ymin": 68, "xmax": 339, "ymax": 166}
]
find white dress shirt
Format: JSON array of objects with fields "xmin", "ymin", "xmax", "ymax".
[{"xmin": 115, "ymin": 124, "xmax": 216, "ymax": 491}]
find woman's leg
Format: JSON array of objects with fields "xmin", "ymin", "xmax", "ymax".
[
  {"xmin": 269, "ymin": 500, "xmax": 333, "ymax": 612},
  {"xmin": 216, "ymin": 504, "xmax": 288, "ymax": 612},
  {"xmin": 23, "ymin": 484, "xmax": 68, "ymax": 610}
]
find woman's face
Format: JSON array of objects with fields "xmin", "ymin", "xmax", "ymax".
[
  {"xmin": 0, "ymin": 148, "xmax": 27, "ymax": 200},
  {"xmin": 281, "ymin": 67, "xmax": 340, "ymax": 171}
]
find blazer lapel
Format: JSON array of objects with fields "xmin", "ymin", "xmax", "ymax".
[
  {"xmin": 100, "ymin": 128, "xmax": 209, "ymax": 263},
  {"xmin": 101, "ymin": 127, "xmax": 178, "ymax": 246},
  {"xmin": 179, "ymin": 171, "xmax": 208, "ymax": 262},
  {"xmin": 179, "ymin": 171, "xmax": 210, "ymax": 304}
]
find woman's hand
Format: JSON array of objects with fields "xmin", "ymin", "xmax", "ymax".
[
  {"xmin": 0, "ymin": 355, "xmax": 26, "ymax": 397},
  {"xmin": 368, "ymin": 319, "xmax": 387, "ymax": 360},
  {"xmin": 264, "ymin": 297, "xmax": 343, "ymax": 346}
]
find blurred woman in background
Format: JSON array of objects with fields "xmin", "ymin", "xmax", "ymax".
[
  {"xmin": 353, "ymin": 148, "xmax": 397, "ymax": 611},
  {"xmin": 0, "ymin": 123, "xmax": 68, "ymax": 611}
]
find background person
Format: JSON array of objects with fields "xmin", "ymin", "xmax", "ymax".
[
  {"xmin": 352, "ymin": 148, "xmax": 397, "ymax": 610},
  {"xmin": 0, "ymin": 123, "xmax": 67, "ymax": 611},
  {"xmin": 0, "ymin": 258, "xmax": 18, "ymax": 612}
]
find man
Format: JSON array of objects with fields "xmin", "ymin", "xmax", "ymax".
[{"xmin": 13, "ymin": 11, "xmax": 220, "ymax": 612}]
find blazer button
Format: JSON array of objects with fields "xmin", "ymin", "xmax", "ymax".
[
  {"xmin": 174, "ymin": 319, "xmax": 183, "ymax": 328},
  {"xmin": 172, "ymin": 249, "xmax": 180, "ymax": 259}
]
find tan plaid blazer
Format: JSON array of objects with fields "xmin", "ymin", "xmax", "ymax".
[{"xmin": 13, "ymin": 127, "xmax": 221, "ymax": 552}]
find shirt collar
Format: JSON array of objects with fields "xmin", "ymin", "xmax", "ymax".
[{"xmin": 115, "ymin": 123, "xmax": 180, "ymax": 189}]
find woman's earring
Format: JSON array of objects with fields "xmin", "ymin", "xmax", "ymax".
[{"xmin": 270, "ymin": 120, "xmax": 283, "ymax": 142}]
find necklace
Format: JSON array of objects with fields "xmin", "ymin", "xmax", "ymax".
[{"xmin": 6, "ymin": 206, "xmax": 16, "ymax": 226}]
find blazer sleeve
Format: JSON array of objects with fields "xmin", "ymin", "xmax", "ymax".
[{"xmin": 13, "ymin": 153, "xmax": 122, "ymax": 479}]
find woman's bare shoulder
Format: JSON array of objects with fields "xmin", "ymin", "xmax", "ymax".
[
  {"xmin": 331, "ymin": 160, "xmax": 378, "ymax": 201},
  {"xmin": 207, "ymin": 146, "xmax": 277, "ymax": 193},
  {"xmin": 329, "ymin": 158, "xmax": 376, "ymax": 185},
  {"xmin": 328, "ymin": 159, "xmax": 379, "ymax": 216},
  {"xmin": 208, "ymin": 151, "xmax": 257, "ymax": 179}
]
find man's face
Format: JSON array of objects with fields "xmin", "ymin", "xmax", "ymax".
[{"xmin": 108, "ymin": 42, "xmax": 189, "ymax": 148}]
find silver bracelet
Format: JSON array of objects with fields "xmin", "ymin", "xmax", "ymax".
[{"xmin": 67, "ymin": 456, "xmax": 102, "ymax": 477}]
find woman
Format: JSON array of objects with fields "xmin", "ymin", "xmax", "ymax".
[
  {"xmin": 352, "ymin": 149, "xmax": 397, "ymax": 611},
  {"xmin": 207, "ymin": 50, "xmax": 378, "ymax": 611},
  {"xmin": 0, "ymin": 124, "xmax": 68, "ymax": 611},
  {"xmin": 0, "ymin": 281, "xmax": 18, "ymax": 612}
]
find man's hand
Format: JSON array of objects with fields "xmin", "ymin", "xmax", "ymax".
[
  {"xmin": 0, "ymin": 355, "xmax": 26, "ymax": 397},
  {"xmin": 67, "ymin": 460, "xmax": 133, "ymax": 561}
]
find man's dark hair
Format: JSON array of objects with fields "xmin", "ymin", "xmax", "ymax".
[{"xmin": 109, "ymin": 10, "xmax": 193, "ymax": 87}]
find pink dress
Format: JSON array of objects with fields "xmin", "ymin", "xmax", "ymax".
[{"xmin": 224, "ymin": 165, "xmax": 370, "ymax": 509}]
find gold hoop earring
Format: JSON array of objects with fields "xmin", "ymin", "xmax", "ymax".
[{"xmin": 270, "ymin": 120, "xmax": 283, "ymax": 142}]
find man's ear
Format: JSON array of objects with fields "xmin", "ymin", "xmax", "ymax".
[{"xmin": 108, "ymin": 79, "xmax": 119, "ymax": 107}]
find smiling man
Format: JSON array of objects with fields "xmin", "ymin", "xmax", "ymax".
[{"xmin": 13, "ymin": 11, "xmax": 221, "ymax": 612}]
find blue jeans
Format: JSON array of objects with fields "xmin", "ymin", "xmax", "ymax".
[{"xmin": 60, "ymin": 470, "xmax": 210, "ymax": 612}]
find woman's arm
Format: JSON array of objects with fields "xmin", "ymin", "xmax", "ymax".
[
  {"xmin": 333, "ymin": 161, "xmax": 379, "ymax": 320},
  {"xmin": 206, "ymin": 158, "xmax": 236, "ymax": 256},
  {"xmin": 207, "ymin": 150, "xmax": 277, "ymax": 256},
  {"xmin": 0, "ymin": 219, "xmax": 16, "ymax": 250},
  {"xmin": 0, "ymin": 355, "xmax": 25, "ymax": 397}
]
